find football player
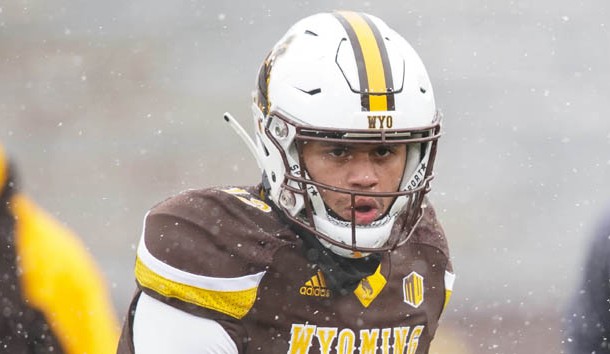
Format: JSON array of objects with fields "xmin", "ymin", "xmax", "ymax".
[
  {"xmin": 0, "ymin": 143, "xmax": 120, "ymax": 353},
  {"xmin": 118, "ymin": 11, "xmax": 455, "ymax": 354}
]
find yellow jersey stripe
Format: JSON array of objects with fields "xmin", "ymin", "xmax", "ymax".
[
  {"xmin": 135, "ymin": 257, "xmax": 258, "ymax": 319},
  {"xmin": 444, "ymin": 290, "xmax": 453, "ymax": 310}
]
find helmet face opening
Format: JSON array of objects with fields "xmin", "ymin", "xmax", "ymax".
[
  {"xmin": 263, "ymin": 110, "xmax": 441, "ymax": 257},
  {"xmin": 251, "ymin": 11, "xmax": 442, "ymax": 258}
]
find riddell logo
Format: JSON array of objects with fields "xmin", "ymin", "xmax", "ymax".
[{"xmin": 300, "ymin": 270, "xmax": 332, "ymax": 298}]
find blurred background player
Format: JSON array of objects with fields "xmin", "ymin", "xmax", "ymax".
[
  {"xmin": 565, "ymin": 203, "xmax": 610, "ymax": 353},
  {"xmin": 0, "ymin": 143, "xmax": 119, "ymax": 353}
]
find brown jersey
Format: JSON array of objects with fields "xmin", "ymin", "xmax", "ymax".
[{"xmin": 118, "ymin": 186, "xmax": 454, "ymax": 354}]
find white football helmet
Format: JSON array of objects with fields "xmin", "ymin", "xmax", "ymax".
[{"xmin": 250, "ymin": 11, "xmax": 441, "ymax": 258}]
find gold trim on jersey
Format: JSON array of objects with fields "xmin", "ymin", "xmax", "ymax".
[
  {"xmin": 354, "ymin": 264, "xmax": 387, "ymax": 308},
  {"xmin": 443, "ymin": 270, "xmax": 456, "ymax": 310},
  {"xmin": 221, "ymin": 187, "xmax": 272, "ymax": 213},
  {"xmin": 135, "ymin": 257, "xmax": 258, "ymax": 319}
]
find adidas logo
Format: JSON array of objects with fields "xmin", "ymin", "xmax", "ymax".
[{"xmin": 299, "ymin": 270, "xmax": 332, "ymax": 298}]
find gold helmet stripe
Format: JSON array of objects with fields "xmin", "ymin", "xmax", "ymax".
[{"xmin": 334, "ymin": 11, "xmax": 395, "ymax": 111}]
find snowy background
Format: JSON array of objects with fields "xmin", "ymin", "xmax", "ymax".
[{"xmin": 2, "ymin": 1, "xmax": 610, "ymax": 352}]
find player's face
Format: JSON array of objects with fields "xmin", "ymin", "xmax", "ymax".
[{"xmin": 301, "ymin": 141, "xmax": 407, "ymax": 225}]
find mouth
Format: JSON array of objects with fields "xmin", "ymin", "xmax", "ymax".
[{"xmin": 350, "ymin": 198, "xmax": 381, "ymax": 225}]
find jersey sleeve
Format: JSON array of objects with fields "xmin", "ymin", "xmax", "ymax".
[
  {"xmin": 131, "ymin": 187, "xmax": 290, "ymax": 350},
  {"xmin": 135, "ymin": 213, "xmax": 266, "ymax": 321}
]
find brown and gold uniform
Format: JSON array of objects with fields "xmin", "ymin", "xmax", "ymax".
[{"xmin": 119, "ymin": 186, "xmax": 454, "ymax": 353}]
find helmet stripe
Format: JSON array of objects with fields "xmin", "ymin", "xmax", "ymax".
[
  {"xmin": 334, "ymin": 11, "xmax": 395, "ymax": 112},
  {"xmin": 361, "ymin": 13, "xmax": 395, "ymax": 111}
]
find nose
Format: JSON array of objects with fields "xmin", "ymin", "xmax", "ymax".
[{"xmin": 345, "ymin": 154, "xmax": 379, "ymax": 190}]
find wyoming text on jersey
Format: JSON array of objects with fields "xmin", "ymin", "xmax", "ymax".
[{"xmin": 288, "ymin": 324, "xmax": 425, "ymax": 354}]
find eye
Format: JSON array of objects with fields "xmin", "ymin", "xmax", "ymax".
[
  {"xmin": 329, "ymin": 146, "xmax": 349, "ymax": 158},
  {"xmin": 374, "ymin": 146, "xmax": 394, "ymax": 157}
]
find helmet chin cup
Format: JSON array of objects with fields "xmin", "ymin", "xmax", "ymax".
[
  {"xmin": 319, "ymin": 239, "xmax": 367, "ymax": 259},
  {"xmin": 313, "ymin": 212, "xmax": 397, "ymax": 258}
]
